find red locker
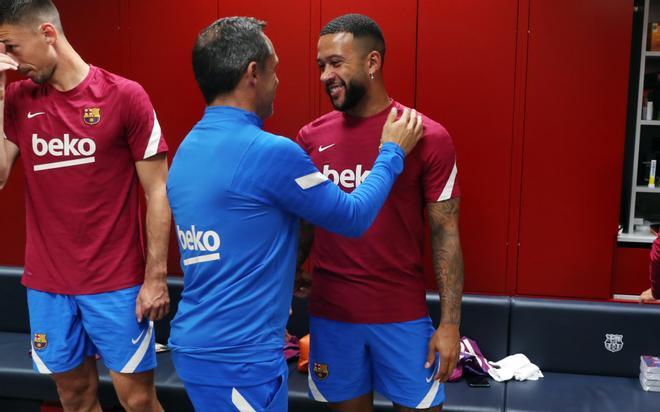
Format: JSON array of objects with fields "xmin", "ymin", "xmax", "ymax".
[
  {"xmin": 416, "ymin": 0, "xmax": 519, "ymax": 293},
  {"xmin": 516, "ymin": 0, "xmax": 633, "ymax": 298},
  {"xmin": 122, "ymin": 0, "xmax": 217, "ymax": 274},
  {"xmin": 56, "ymin": 1, "xmax": 123, "ymax": 74},
  {"xmin": 612, "ymin": 246, "xmax": 652, "ymax": 296}
]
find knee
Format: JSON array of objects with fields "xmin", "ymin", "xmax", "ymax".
[
  {"xmin": 119, "ymin": 389, "xmax": 156, "ymax": 412},
  {"xmin": 56, "ymin": 376, "xmax": 97, "ymax": 408}
]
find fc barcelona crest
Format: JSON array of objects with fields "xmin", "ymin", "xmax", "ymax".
[
  {"xmin": 313, "ymin": 362, "xmax": 329, "ymax": 380},
  {"xmin": 83, "ymin": 107, "xmax": 101, "ymax": 125},
  {"xmin": 33, "ymin": 333, "xmax": 48, "ymax": 350},
  {"xmin": 604, "ymin": 334, "xmax": 623, "ymax": 353}
]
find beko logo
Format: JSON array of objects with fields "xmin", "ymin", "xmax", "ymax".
[
  {"xmin": 177, "ymin": 225, "xmax": 221, "ymax": 266},
  {"xmin": 32, "ymin": 133, "xmax": 96, "ymax": 171},
  {"xmin": 322, "ymin": 164, "xmax": 371, "ymax": 189}
]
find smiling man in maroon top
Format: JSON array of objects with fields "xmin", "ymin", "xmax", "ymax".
[{"xmin": 296, "ymin": 13, "xmax": 464, "ymax": 412}]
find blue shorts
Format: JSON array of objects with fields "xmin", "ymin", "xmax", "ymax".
[
  {"xmin": 309, "ymin": 316, "xmax": 445, "ymax": 408},
  {"xmin": 182, "ymin": 371, "xmax": 288, "ymax": 411},
  {"xmin": 27, "ymin": 285, "xmax": 156, "ymax": 374}
]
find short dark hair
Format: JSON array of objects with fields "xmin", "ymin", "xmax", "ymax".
[
  {"xmin": 192, "ymin": 16, "xmax": 271, "ymax": 104},
  {"xmin": 320, "ymin": 14, "xmax": 385, "ymax": 63},
  {"xmin": 0, "ymin": 0, "xmax": 63, "ymax": 32}
]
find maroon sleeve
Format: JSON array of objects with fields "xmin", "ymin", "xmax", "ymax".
[
  {"xmin": 123, "ymin": 82, "xmax": 168, "ymax": 161},
  {"xmin": 422, "ymin": 123, "xmax": 460, "ymax": 203},
  {"xmin": 651, "ymin": 235, "xmax": 660, "ymax": 299},
  {"xmin": 3, "ymin": 82, "xmax": 19, "ymax": 144}
]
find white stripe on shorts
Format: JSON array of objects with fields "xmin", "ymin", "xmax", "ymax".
[
  {"xmin": 308, "ymin": 372, "xmax": 328, "ymax": 402},
  {"xmin": 231, "ymin": 388, "xmax": 257, "ymax": 412},
  {"xmin": 416, "ymin": 378, "xmax": 441, "ymax": 409},
  {"xmin": 31, "ymin": 344, "xmax": 52, "ymax": 374},
  {"xmin": 120, "ymin": 320, "xmax": 153, "ymax": 373}
]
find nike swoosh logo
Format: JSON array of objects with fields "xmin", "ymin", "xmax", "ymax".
[
  {"xmin": 318, "ymin": 144, "xmax": 335, "ymax": 152},
  {"xmin": 27, "ymin": 112, "xmax": 45, "ymax": 119},
  {"xmin": 131, "ymin": 329, "xmax": 145, "ymax": 345},
  {"xmin": 426, "ymin": 362, "xmax": 439, "ymax": 383}
]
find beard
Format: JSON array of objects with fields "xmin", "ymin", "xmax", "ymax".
[
  {"xmin": 21, "ymin": 64, "xmax": 55, "ymax": 85},
  {"xmin": 328, "ymin": 78, "xmax": 367, "ymax": 112}
]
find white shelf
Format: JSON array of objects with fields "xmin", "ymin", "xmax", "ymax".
[
  {"xmin": 618, "ymin": 232, "xmax": 656, "ymax": 243},
  {"xmin": 640, "ymin": 120, "xmax": 660, "ymax": 125},
  {"xmin": 635, "ymin": 186, "xmax": 660, "ymax": 193},
  {"xmin": 645, "ymin": 51, "xmax": 660, "ymax": 57}
]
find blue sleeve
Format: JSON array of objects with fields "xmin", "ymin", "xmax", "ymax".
[{"xmin": 237, "ymin": 136, "xmax": 404, "ymax": 237}]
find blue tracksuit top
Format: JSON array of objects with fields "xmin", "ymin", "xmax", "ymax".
[{"xmin": 166, "ymin": 105, "xmax": 404, "ymax": 385}]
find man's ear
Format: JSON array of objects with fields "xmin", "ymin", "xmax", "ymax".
[
  {"xmin": 367, "ymin": 50, "xmax": 382, "ymax": 74},
  {"xmin": 39, "ymin": 22, "xmax": 58, "ymax": 46},
  {"xmin": 246, "ymin": 61, "xmax": 259, "ymax": 86}
]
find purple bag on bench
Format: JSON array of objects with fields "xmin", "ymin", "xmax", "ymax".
[{"xmin": 448, "ymin": 336, "xmax": 491, "ymax": 382}]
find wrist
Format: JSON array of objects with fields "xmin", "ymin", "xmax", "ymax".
[
  {"xmin": 144, "ymin": 266, "xmax": 167, "ymax": 281},
  {"xmin": 438, "ymin": 322, "xmax": 460, "ymax": 331}
]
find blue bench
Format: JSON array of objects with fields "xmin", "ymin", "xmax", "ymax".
[{"xmin": 506, "ymin": 297, "xmax": 660, "ymax": 411}]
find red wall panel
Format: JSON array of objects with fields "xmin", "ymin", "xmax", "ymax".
[
  {"xmin": 56, "ymin": 0, "xmax": 123, "ymax": 74},
  {"xmin": 218, "ymin": 0, "xmax": 313, "ymax": 138},
  {"xmin": 122, "ymin": 1, "xmax": 217, "ymax": 274},
  {"xmin": 416, "ymin": 0, "xmax": 518, "ymax": 293},
  {"xmin": 516, "ymin": 0, "xmax": 632, "ymax": 298},
  {"xmin": 612, "ymin": 246, "xmax": 652, "ymax": 295}
]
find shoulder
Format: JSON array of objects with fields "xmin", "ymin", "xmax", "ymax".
[
  {"xmin": 297, "ymin": 110, "xmax": 343, "ymax": 141},
  {"xmin": 254, "ymin": 130, "xmax": 304, "ymax": 156},
  {"xmin": 93, "ymin": 67, "xmax": 150, "ymax": 101},
  {"xmin": 5, "ymin": 78, "xmax": 40, "ymax": 101},
  {"xmin": 416, "ymin": 114, "xmax": 455, "ymax": 160}
]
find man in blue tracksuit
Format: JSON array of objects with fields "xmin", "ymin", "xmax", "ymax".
[{"xmin": 166, "ymin": 17, "xmax": 423, "ymax": 411}]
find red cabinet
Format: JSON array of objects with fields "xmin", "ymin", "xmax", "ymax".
[
  {"xmin": 516, "ymin": 0, "xmax": 633, "ymax": 298},
  {"xmin": 416, "ymin": 0, "xmax": 519, "ymax": 293},
  {"xmin": 121, "ymin": 0, "xmax": 217, "ymax": 273}
]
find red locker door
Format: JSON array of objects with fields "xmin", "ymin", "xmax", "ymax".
[
  {"xmin": 517, "ymin": 0, "xmax": 632, "ymax": 298},
  {"xmin": 218, "ymin": 0, "xmax": 313, "ymax": 138},
  {"xmin": 123, "ymin": 0, "xmax": 215, "ymax": 149},
  {"xmin": 416, "ymin": 0, "xmax": 518, "ymax": 294},
  {"xmin": 123, "ymin": 1, "xmax": 217, "ymax": 274},
  {"xmin": 57, "ymin": 1, "xmax": 122, "ymax": 73},
  {"xmin": 317, "ymin": 0, "xmax": 418, "ymax": 113}
]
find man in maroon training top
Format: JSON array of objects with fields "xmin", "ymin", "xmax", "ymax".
[
  {"xmin": 0, "ymin": 1, "xmax": 169, "ymax": 411},
  {"xmin": 296, "ymin": 13, "xmax": 464, "ymax": 411}
]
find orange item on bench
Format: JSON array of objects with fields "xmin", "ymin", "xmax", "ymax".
[{"xmin": 297, "ymin": 334, "xmax": 310, "ymax": 373}]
